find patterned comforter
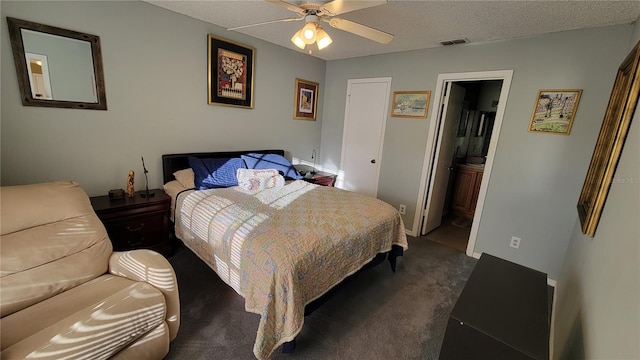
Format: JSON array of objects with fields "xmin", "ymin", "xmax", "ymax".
[{"xmin": 175, "ymin": 180, "xmax": 408, "ymax": 359}]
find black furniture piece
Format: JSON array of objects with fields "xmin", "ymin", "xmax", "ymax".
[
  {"xmin": 302, "ymin": 170, "xmax": 337, "ymax": 186},
  {"xmin": 440, "ymin": 253, "xmax": 549, "ymax": 360},
  {"xmin": 91, "ymin": 189, "xmax": 172, "ymax": 256}
]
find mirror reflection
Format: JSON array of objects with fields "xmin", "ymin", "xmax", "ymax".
[
  {"xmin": 22, "ymin": 29, "xmax": 98, "ymax": 102},
  {"xmin": 7, "ymin": 17, "xmax": 107, "ymax": 110},
  {"xmin": 26, "ymin": 52, "xmax": 53, "ymax": 100}
]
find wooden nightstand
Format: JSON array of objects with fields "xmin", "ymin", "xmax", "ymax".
[
  {"xmin": 90, "ymin": 189, "xmax": 172, "ymax": 256},
  {"xmin": 302, "ymin": 171, "xmax": 337, "ymax": 187}
]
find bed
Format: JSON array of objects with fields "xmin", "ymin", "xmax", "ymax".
[{"xmin": 162, "ymin": 150, "xmax": 408, "ymax": 359}]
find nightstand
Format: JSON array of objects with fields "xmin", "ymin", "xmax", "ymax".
[
  {"xmin": 90, "ymin": 189, "xmax": 172, "ymax": 256},
  {"xmin": 302, "ymin": 171, "xmax": 337, "ymax": 187}
]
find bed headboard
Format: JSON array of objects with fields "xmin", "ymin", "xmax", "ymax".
[{"xmin": 162, "ymin": 149, "xmax": 285, "ymax": 184}]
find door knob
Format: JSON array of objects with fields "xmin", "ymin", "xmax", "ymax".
[{"xmin": 371, "ymin": 159, "xmax": 376, "ymax": 164}]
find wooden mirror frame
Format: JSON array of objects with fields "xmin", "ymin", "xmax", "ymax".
[
  {"xmin": 7, "ymin": 17, "xmax": 107, "ymax": 110},
  {"xmin": 577, "ymin": 40, "xmax": 640, "ymax": 236}
]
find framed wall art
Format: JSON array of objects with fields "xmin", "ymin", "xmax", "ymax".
[
  {"xmin": 293, "ymin": 78, "xmax": 318, "ymax": 120},
  {"xmin": 391, "ymin": 91, "xmax": 430, "ymax": 118},
  {"xmin": 577, "ymin": 40, "xmax": 639, "ymax": 236},
  {"xmin": 528, "ymin": 89, "xmax": 582, "ymax": 135},
  {"xmin": 208, "ymin": 34, "xmax": 254, "ymax": 108}
]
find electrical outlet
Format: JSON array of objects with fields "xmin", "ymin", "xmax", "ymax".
[
  {"xmin": 399, "ymin": 204, "xmax": 406, "ymax": 215},
  {"xmin": 510, "ymin": 236, "xmax": 521, "ymax": 249}
]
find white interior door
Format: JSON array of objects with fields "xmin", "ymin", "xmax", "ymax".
[
  {"xmin": 421, "ymin": 82, "xmax": 466, "ymax": 234},
  {"xmin": 340, "ymin": 77, "xmax": 392, "ymax": 197}
]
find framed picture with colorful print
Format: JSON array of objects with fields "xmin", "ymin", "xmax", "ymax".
[
  {"xmin": 528, "ymin": 89, "xmax": 582, "ymax": 135},
  {"xmin": 391, "ymin": 90, "xmax": 430, "ymax": 118},
  {"xmin": 293, "ymin": 78, "xmax": 318, "ymax": 120},
  {"xmin": 208, "ymin": 34, "xmax": 254, "ymax": 109}
]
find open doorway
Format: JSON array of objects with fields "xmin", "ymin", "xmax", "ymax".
[
  {"xmin": 415, "ymin": 70, "xmax": 513, "ymax": 256},
  {"xmin": 426, "ymin": 80, "xmax": 501, "ymax": 251}
]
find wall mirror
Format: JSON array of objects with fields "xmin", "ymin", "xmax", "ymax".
[{"xmin": 7, "ymin": 17, "xmax": 107, "ymax": 110}]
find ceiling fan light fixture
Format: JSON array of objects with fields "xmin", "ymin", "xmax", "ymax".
[
  {"xmin": 291, "ymin": 29, "xmax": 306, "ymax": 49},
  {"xmin": 316, "ymin": 27, "xmax": 332, "ymax": 50},
  {"xmin": 302, "ymin": 22, "xmax": 317, "ymax": 44}
]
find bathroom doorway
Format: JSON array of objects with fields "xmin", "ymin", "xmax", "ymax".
[{"xmin": 418, "ymin": 70, "xmax": 513, "ymax": 256}]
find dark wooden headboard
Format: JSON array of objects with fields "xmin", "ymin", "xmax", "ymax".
[{"xmin": 162, "ymin": 149, "xmax": 285, "ymax": 184}]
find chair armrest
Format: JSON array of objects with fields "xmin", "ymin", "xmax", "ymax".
[{"xmin": 109, "ymin": 250, "xmax": 180, "ymax": 340}]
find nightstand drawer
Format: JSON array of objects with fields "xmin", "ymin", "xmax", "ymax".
[
  {"xmin": 104, "ymin": 214, "xmax": 164, "ymax": 250},
  {"xmin": 90, "ymin": 189, "xmax": 172, "ymax": 256}
]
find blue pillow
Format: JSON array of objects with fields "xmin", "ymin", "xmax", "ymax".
[
  {"xmin": 241, "ymin": 153, "xmax": 303, "ymax": 180},
  {"xmin": 188, "ymin": 156, "xmax": 246, "ymax": 189}
]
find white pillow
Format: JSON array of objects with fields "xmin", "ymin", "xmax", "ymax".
[
  {"xmin": 173, "ymin": 168, "xmax": 195, "ymax": 189},
  {"xmin": 163, "ymin": 180, "xmax": 188, "ymax": 221},
  {"xmin": 236, "ymin": 168, "xmax": 285, "ymax": 192}
]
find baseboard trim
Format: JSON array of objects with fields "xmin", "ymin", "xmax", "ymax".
[{"xmin": 405, "ymin": 228, "xmax": 417, "ymax": 237}]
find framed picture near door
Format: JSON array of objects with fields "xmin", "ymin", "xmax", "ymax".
[
  {"xmin": 528, "ymin": 89, "xmax": 582, "ymax": 135},
  {"xmin": 293, "ymin": 78, "xmax": 318, "ymax": 120},
  {"xmin": 391, "ymin": 90, "xmax": 430, "ymax": 118}
]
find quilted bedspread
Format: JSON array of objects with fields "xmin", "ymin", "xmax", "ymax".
[{"xmin": 175, "ymin": 180, "xmax": 408, "ymax": 359}]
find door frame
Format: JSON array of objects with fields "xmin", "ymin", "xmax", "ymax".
[
  {"xmin": 338, "ymin": 77, "xmax": 392, "ymax": 196},
  {"xmin": 414, "ymin": 70, "xmax": 513, "ymax": 257}
]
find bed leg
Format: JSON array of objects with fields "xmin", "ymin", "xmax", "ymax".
[
  {"xmin": 282, "ymin": 339, "xmax": 296, "ymax": 353},
  {"xmin": 388, "ymin": 254, "xmax": 397, "ymax": 273},
  {"xmin": 387, "ymin": 245, "xmax": 404, "ymax": 273}
]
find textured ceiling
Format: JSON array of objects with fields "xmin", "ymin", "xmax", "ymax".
[{"xmin": 145, "ymin": 0, "xmax": 640, "ymax": 60}]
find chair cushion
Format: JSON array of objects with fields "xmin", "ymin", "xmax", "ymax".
[
  {"xmin": 0, "ymin": 274, "xmax": 166, "ymax": 358},
  {"xmin": 0, "ymin": 215, "xmax": 112, "ymax": 317},
  {"xmin": 0, "ymin": 181, "xmax": 95, "ymax": 236},
  {"xmin": 0, "ymin": 181, "xmax": 112, "ymax": 317}
]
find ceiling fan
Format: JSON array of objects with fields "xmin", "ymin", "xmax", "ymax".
[{"xmin": 228, "ymin": 0, "xmax": 394, "ymax": 51}]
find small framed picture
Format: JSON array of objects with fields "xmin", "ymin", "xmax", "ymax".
[
  {"xmin": 208, "ymin": 34, "xmax": 254, "ymax": 109},
  {"xmin": 294, "ymin": 78, "xmax": 318, "ymax": 120},
  {"xmin": 391, "ymin": 91, "xmax": 430, "ymax": 118},
  {"xmin": 528, "ymin": 89, "xmax": 582, "ymax": 135}
]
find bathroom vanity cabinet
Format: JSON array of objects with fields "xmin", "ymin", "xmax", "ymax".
[{"xmin": 451, "ymin": 164, "xmax": 484, "ymax": 219}]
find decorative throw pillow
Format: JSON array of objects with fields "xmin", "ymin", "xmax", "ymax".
[
  {"xmin": 236, "ymin": 168, "xmax": 285, "ymax": 192},
  {"xmin": 188, "ymin": 156, "xmax": 246, "ymax": 190},
  {"xmin": 173, "ymin": 168, "xmax": 195, "ymax": 189},
  {"xmin": 241, "ymin": 153, "xmax": 303, "ymax": 180}
]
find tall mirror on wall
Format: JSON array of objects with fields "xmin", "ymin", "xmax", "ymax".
[{"xmin": 7, "ymin": 17, "xmax": 107, "ymax": 110}]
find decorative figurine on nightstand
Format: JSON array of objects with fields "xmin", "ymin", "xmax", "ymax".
[{"xmin": 127, "ymin": 170, "xmax": 135, "ymax": 197}]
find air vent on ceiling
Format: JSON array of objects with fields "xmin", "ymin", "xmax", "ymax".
[{"xmin": 440, "ymin": 38, "xmax": 469, "ymax": 46}]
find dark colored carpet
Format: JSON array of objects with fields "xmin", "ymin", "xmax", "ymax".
[{"xmin": 165, "ymin": 236, "xmax": 477, "ymax": 359}]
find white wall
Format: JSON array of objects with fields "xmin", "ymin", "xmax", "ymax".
[
  {"xmin": 321, "ymin": 25, "xmax": 632, "ymax": 280},
  {"xmin": 552, "ymin": 19, "xmax": 640, "ymax": 359},
  {"xmin": 1, "ymin": 1, "xmax": 326, "ymax": 196}
]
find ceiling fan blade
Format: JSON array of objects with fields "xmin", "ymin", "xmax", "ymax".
[
  {"xmin": 228, "ymin": 17, "xmax": 302, "ymax": 31},
  {"xmin": 321, "ymin": 0, "xmax": 387, "ymax": 16},
  {"xmin": 266, "ymin": 0, "xmax": 307, "ymax": 15},
  {"xmin": 327, "ymin": 17, "xmax": 394, "ymax": 44}
]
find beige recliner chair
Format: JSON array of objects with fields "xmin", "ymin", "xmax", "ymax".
[{"xmin": 0, "ymin": 181, "xmax": 180, "ymax": 359}]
